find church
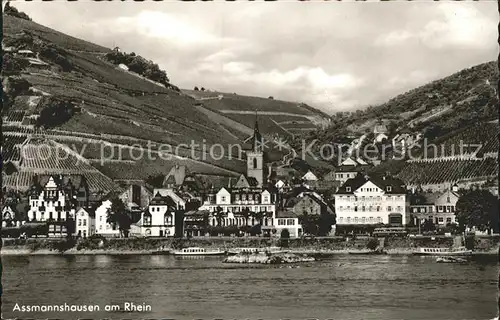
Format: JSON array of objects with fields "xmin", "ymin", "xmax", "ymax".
[{"xmin": 197, "ymin": 119, "xmax": 277, "ymax": 227}]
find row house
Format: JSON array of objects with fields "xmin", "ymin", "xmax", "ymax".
[
  {"xmin": 199, "ymin": 185, "xmax": 276, "ymax": 228},
  {"xmin": 140, "ymin": 192, "xmax": 177, "ymax": 237},
  {"xmin": 334, "ymin": 174, "xmax": 409, "ymax": 226},
  {"xmin": 262, "ymin": 210, "xmax": 302, "ymax": 238},
  {"xmin": 409, "ymin": 185, "xmax": 460, "ymax": 226},
  {"xmin": 27, "ymin": 175, "xmax": 89, "ymax": 223},
  {"xmin": 75, "ymin": 207, "xmax": 96, "ymax": 238}
]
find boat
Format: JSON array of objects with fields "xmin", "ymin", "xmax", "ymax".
[
  {"xmin": 348, "ymin": 249, "xmax": 387, "ymax": 255},
  {"xmin": 171, "ymin": 247, "xmax": 226, "ymax": 256},
  {"xmin": 227, "ymin": 246, "xmax": 288, "ymax": 255},
  {"xmin": 436, "ymin": 256, "xmax": 468, "ymax": 263},
  {"xmin": 413, "ymin": 246, "xmax": 472, "ymax": 256},
  {"xmin": 151, "ymin": 245, "xmax": 171, "ymax": 255}
]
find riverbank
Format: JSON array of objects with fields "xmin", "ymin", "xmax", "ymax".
[{"xmin": 2, "ymin": 235, "xmax": 499, "ymax": 256}]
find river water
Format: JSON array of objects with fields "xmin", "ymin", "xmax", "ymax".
[{"xmin": 1, "ymin": 254, "xmax": 498, "ymax": 320}]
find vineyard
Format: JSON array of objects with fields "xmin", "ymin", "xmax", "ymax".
[
  {"xmin": 2, "ymin": 135, "xmax": 28, "ymax": 162},
  {"xmin": 417, "ymin": 121, "xmax": 499, "ymax": 159},
  {"xmin": 397, "ymin": 158, "xmax": 498, "ymax": 186},
  {"xmin": 4, "ymin": 110, "xmax": 25, "ymax": 122}
]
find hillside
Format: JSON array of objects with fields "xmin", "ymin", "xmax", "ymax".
[
  {"xmin": 2, "ymin": 13, "xmax": 330, "ymax": 191},
  {"xmin": 309, "ymin": 61, "xmax": 498, "ymax": 144}
]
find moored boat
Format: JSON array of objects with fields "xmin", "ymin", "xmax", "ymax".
[
  {"xmin": 413, "ymin": 246, "xmax": 472, "ymax": 256},
  {"xmin": 227, "ymin": 246, "xmax": 288, "ymax": 255},
  {"xmin": 151, "ymin": 245, "xmax": 171, "ymax": 255},
  {"xmin": 436, "ymin": 256, "xmax": 468, "ymax": 263},
  {"xmin": 348, "ymin": 249, "xmax": 387, "ymax": 255},
  {"xmin": 172, "ymin": 247, "xmax": 226, "ymax": 256}
]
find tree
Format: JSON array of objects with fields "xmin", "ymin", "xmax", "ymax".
[
  {"xmin": 200, "ymin": 87, "xmax": 205, "ymax": 91},
  {"xmin": 194, "ymin": 86, "xmax": 199, "ymax": 91},
  {"xmin": 421, "ymin": 219, "xmax": 436, "ymax": 233},
  {"xmin": 214, "ymin": 206, "xmax": 224, "ymax": 226},
  {"xmin": 317, "ymin": 213, "xmax": 336, "ymax": 236},
  {"xmin": 456, "ymin": 189, "xmax": 498, "ymax": 234},
  {"xmin": 299, "ymin": 212, "xmax": 319, "ymax": 235},
  {"xmin": 106, "ymin": 198, "xmax": 132, "ymax": 237},
  {"xmin": 241, "ymin": 207, "xmax": 251, "ymax": 226}
]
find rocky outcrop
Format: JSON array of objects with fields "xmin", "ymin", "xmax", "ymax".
[{"xmin": 223, "ymin": 252, "xmax": 316, "ymax": 264}]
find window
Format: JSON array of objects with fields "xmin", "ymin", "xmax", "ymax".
[
  {"xmin": 354, "ymin": 217, "xmax": 359, "ymax": 223},
  {"xmin": 83, "ymin": 219, "xmax": 87, "ymax": 226},
  {"xmin": 361, "ymin": 217, "xmax": 366, "ymax": 223},
  {"xmin": 361, "ymin": 206, "xmax": 365, "ymax": 212},
  {"xmin": 338, "ymin": 217, "xmax": 343, "ymax": 222},
  {"xmin": 264, "ymin": 196, "xmax": 269, "ymax": 202},
  {"xmin": 287, "ymin": 219, "xmax": 294, "ymax": 225},
  {"xmin": 396, "ymin": 206, "xmax": 402, "ymax": 212},
  {"xmin": 429, "ymin": 207, "xmax": 434, "ymax": 213},
  {"xmin": 386, "ymin": 186, "xmax": 392, "ymax": 192},
  {"xmin": 447, "ymin": 197, "xmax": 450, "ymax": 203},
  {"xmin": 78, "ymin": 219, "xmax": 82, "ymax": 226},
  {"xmin": 376, "ymin": 206, "xmax": 381, "ymax": 212},
  {"xmin": 249, "ymin": 194, "xmax": 253, "ymax": 201},
  {"xmin": 377, "ymin": 217, "xmax": 383, "ymax": 223},
  {"xmin": 346, "ymin": 217, "xmax": 351, "ymax": 223},
  {"xmin": 438, "ymin": 217, "xmax": 444, "ymax": 223},
  {"xmin": 235, "ymin": 194, "xmax": 240, "ymax": 201},
  {"xmin": 346, "ymin": 187, "xmax": 351, "ymax": 192},
  {"xmin": 221, "ymin": 196, "xmax": 226, "ymax": 202},
  {"xmin": 242, "ymin": 194, "xmax": 246, "ymax": 201},
  {"xmin": 446, "ymin": 218, "xmax": 452, "ymax": 223},
  {"xmin": 253, "ymin": 158, "xmax": 258, "ymax": 169}
]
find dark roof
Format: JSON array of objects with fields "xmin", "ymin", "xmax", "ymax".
[
  {"xmin": 336, "ymin": 174, "xmax": 406, "ymax": 195},
  {"xmin": 275, "ymin": 210, "xmax": 299, "ymax": 218},
  {"xmin": 149, "ymin": 192, "xmax": 177, "ymax": 206},
  {"xmin": 33, "ymin": 174, "xmax": 87, "ymax": 190},
  {"xmin": 336, "ymin": 165, "xmax": 364, "ymax": 173}
]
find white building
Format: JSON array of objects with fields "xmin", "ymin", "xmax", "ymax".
[
  {"xmin": 27, "ymin": 176, "xmax": 76, "ymax": 222},
  {"xmin": 199, "ymin": 187, "xmax": 276, "ymax": 227},
  {"xmin": 302, "ymin": 170, "xmax": 318, "ymax": 182},
  {"xmin": 334, "ymin": 175, "xmax": 409, "ymax": 226},
  {"xmin": 271, "ymin": 211, "xmax": 302, "ymax": 238},
  {"xmin": 139, "ymin": 192, "xmax": 177, "ymax": 237},
  {"xmin": 75, "ymin": 207, "xmax": 96, "ymax": 238},
  {"xmin": 95, "ymin": 199, "xmax": 120, "ymax": 237}
]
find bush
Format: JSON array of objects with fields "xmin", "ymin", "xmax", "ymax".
[
  {"xmin": 366, "ymin": 238, "xmax": 379, "ymax": 250},
  {"xmin": 39, "ymin": 44, "xmax": 72, "ymax": 72},
  {"xmin": 36, "ymin": 97, "xmax": 76, "ymax": 128},
  {"xmin": 4, "ymin": 2, "xmax": 32, "ymax": 21}
]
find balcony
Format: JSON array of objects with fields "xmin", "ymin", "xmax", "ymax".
[{"xmin": 38, "ymin": 206, "xmax": 46, "ymax": 212}]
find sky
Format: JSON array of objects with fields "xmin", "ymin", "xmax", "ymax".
[{"xmin": 15, "ymin": 1, "xmax": 498, "ymax": 114}]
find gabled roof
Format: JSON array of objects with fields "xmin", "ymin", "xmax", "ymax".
[
  {"xmin": 162, "ymin": 165, "xmax": 189, "ymax": 187},
  {"xmin": 33, "ymin": 174, "xmax": 87, "ymax": 190},
  {"xmin": 149, "ymin": 192, "xmax": 177, "ymax": 206},
  {"xmin": 336, "ymin": 174, "xmax": 406, "ymax": 195}
]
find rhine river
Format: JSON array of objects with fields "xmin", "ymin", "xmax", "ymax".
[{"xmin": 2, "ymin": 254, "xmax": 498, "ymax": 320}]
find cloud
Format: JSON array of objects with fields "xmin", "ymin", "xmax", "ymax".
[{"xmin": 14, "ymin": 1, "xmax": 498, "ymax": 114}]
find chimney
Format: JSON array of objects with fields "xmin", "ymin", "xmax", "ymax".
[{"xmin": 452, "ymin": 184, "xmax": 459, "ymax": 192}]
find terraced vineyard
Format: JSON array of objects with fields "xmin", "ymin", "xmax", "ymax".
[
  {"xmin": 417, "ymin": 121, "xmax": 499, "ymax": 159},
  {"xmin": 2, "ymin": 135, "xmax": 27, "ymax": 162},
  {"xmin": 2, "ymin": 138, "xmax": 120, "ymax": 193},
  {"xmin": 397, "ymin": 158, "xmax": 498, "ymax": 186}
]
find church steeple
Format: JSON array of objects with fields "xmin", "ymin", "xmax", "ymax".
[{"xmin": 252, "ymin": 110, "xmax": 263, "ymax": 152}]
